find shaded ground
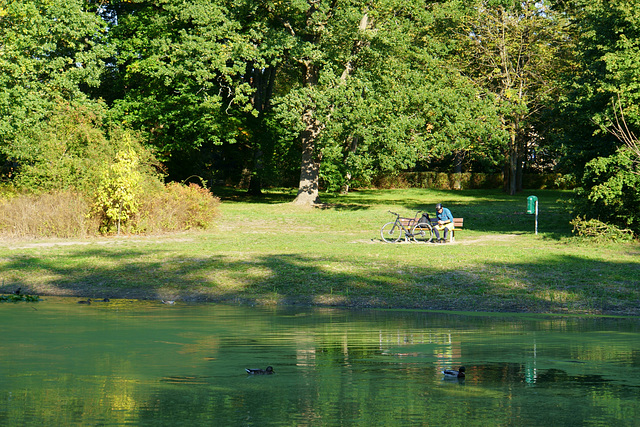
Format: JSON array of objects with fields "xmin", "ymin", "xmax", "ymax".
[{"xmin": 1, "ymin": 232, "xmax": 638, "ymax": 317}]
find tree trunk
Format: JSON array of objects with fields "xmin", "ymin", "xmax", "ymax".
[
  {"xmin": 292, "ymin": 116, "xmax": 322, "ymax": 206},
  {"xmin": 247, "ymin": 147, "xmax": 263, "ymax": 196},
  {"xmin": 293, "ymin": 62, "xmax": 322, "ymax": 206},
  {"xmin": 509, "ymin": 131, "xmax": 518, "ymax": 196},
  {"xmin": 292, "ymin": 11, "xmax": 369, "ymax": 206},
  {"xmin": 453, "ymin": 150, "xmax": 463, "ymax": 190},
  {"xmin": 246, "ymin": 65, "xmax": 276, "ymax": 196},
  {"xmin": 502, "ymin": 161, "xmax": 510, "ymax": 193},
  {"xmin": 516, "ymin": 148, "xmax": 523, "ymax": 192}
]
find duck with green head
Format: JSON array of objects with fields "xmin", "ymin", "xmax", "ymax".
[{"xmin": 442, "ymin": 366, "xmax": 465, "ymax": 378}]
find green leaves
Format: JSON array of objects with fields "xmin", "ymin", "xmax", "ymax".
[
  {"xmin": 0, "ymin": 0, "xmax": 111, "ymax": 177},
  {"xmin": 109, "ymin": 0, "xmax": 265, "ymax": 159},
  {"xmin": 269, "ymin": 0, "xmax": 506, "ymax": 193},
  {"xmin": 557, "ymin": 0, "xmax": 640, "ymax": 234},
  {"xmin": 574, "ymin": 147, "xmax": 640, "ymax": 233},
  {"xmin": 91, "ymin": 131, "xmax": 151, "ymax": 233}
]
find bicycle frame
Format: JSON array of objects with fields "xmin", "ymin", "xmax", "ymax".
[{"xmin": 380, "ymin": 211, "xmax": 433, "ymax": 243}]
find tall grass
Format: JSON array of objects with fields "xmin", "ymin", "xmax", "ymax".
[
  {"xmin": 0, "ymin": 191, "xmax": 98, "ymax": 238},
  {"xmin": 134, "ymin": 183, "xmax": 220, "ymax": 233},
  {"xmin": 0, "ymin": 183, "xmax": 220, "ymax": 238}
]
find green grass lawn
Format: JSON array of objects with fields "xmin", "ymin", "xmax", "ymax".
[{"xmin": 1, "ymin": 188, "xmax": 638, "ymax": 316}]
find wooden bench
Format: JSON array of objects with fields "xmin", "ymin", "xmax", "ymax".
[
  {"xmin": 430, "ymin": 217, "xmax": 464, "ymax": 242},
  {"xmin": 399, "ymin": 217, "xmax": 464, "ymax": 242},
  {"xmin": 398, "ymin": 218, "xmax": 419, "ymax": 228},
  {"xmin": 451, "ymin": 218, "xmax": 464, "ymax": 242}
]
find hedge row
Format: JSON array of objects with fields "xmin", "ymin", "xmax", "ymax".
[{"xmin": 373, "ymin": 172, "xmax": 572, "ymax": 190}]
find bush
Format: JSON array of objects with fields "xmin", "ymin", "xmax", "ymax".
[
  {"xmin": 570, "ymin": 216, "xmax": 635, "ymax": 243},
  {"xmin": 9, "ymin": 100, "xmax": 115, "ymax": 194},
  {"xmin": 90, "ymin": 132, "xmax": 154, "ymax": 234},
  {"xmin": 0, "ymin": 191, "xmax": 97, "ymax": 238},
  {"xmin": 133, "ymin": 182, "xmax": 220, "ymax": 234},
  {"xmin": 572, "ymin": 147, "xmax": 640, "ymax": 235},
  {"xmin": 0, "ymin": 183, "xmax": 220, "ymax": 238},
  {"xmin": 381, "ymin": 172, "xmax": 503, "ymax": 190}
]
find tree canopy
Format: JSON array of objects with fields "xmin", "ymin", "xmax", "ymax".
[{"xmin": 0, "ymin": 0, "xmax": 110, "ymax": 180}]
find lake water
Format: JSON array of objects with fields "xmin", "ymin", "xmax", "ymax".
[{"xmin": 1, "ymin": 298, "xmax": 639, "ymax": 426}]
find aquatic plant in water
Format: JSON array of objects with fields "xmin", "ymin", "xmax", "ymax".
[{"xmin": 0, "ymin": 294, "xmax": 40, "ymax": 302}]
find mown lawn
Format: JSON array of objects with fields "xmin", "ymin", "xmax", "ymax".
[{"xmin": 1, "ymin": 188, "xmax": 638, "ymax": 316}]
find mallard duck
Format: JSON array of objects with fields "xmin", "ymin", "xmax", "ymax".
[
  {"xmin": 245, "ymin": 366, "xmax": 274, "ymax": 375},
  {"xmin": 162, "ymin": 300, "xmax": 175, "ymax": 305},
  {"xmin": 442, "ymin": 366, "xmax": 465, "ymax": 378},
  {"xmin": 77, "ymin": 298, "xmax": 92, "ymax": 305}
]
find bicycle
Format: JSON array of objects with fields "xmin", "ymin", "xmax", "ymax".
[{"xmin": 380, "ymin": 211, "xmax": 434, "ymax": 243}]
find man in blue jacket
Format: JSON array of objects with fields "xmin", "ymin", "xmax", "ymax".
[{"xmin": 433, "ymin": 203, "xmax": 454, "ymax": 243}]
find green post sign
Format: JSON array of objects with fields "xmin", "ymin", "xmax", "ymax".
[{"xmin": 526, "ymin": 195, "xmax": 538, "ymax": 234}]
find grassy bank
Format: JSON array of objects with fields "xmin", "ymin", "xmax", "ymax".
[{"xmin": 1, "ymin": 188, "xmax": 638, "ymax": 316}]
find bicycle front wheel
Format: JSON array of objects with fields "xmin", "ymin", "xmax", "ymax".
[
  {"xmin": 380, "ymin": 222, "xmax": 403, "ymax": 243},
  {"xmin": 411, "ymin": 223, "xmax": 433, "ymax": 243}
]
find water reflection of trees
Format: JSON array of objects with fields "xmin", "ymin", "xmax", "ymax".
[{"xmin": 3, "ymin": 305, "xmax": 639, "ymax": 425}]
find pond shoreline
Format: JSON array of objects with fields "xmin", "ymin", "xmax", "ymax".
[{"xmin": 5, "ymin": 286, "xmax": 639, "ymax": 317}]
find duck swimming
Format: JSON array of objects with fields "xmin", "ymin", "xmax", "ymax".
[
  {"xmin": 245, "ymin": 366, "xmax": 274, "ymax": 375},
  {"xmin": 162, "ymin": 300, "xmax": 175, "ymax": 305},
  {"xmin": 442, "ymin": 366, "xmax": 465, "ymax": 378},
  {"xmin": 77, "ymin": 299, "xmax": 92, "ymax": 305}
]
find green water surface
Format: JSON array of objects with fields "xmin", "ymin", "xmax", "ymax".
[{"xmin": 1, "ymin": 298, "xmax": 639, "ymax": 426}]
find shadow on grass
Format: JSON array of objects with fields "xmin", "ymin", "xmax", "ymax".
[
  {"xmin": 330, "ymin": 188, "xmax": 574, "ymax": 237},
  {"xmin": 1, "ymin": 246, "xmax": 638, "ymax": 316},
  {"xmin": 212, "ymin": 186, "xmax": 298, "ymax": 204}
]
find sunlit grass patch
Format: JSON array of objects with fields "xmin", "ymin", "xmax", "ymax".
[{"xmin": 1, "ymin": 188, "xmax": 638, "ymax": 315}]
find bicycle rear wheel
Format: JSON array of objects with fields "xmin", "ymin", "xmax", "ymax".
[
  {"xmin": 411, "ymin": 223, "xmax": 433, "ymax": 243},
  {"xmin": 380, "ymin": 222, "xmax": 403, "ymax": 243}
]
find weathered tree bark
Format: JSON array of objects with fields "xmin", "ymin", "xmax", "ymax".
[
  {"xmin": 292, "ymin": 12, "xmax": 370, "ymax": 206},
  {"xmin": 501, "ymin": 113, "xmax": 520, "ymax": 196},
  {"xmin": 292, "ymin": 111, "xmax": 323, "ymax": 205},
  {"xmin": 292, "ymin": 62, "xmax": 322, "ymax": 206}
]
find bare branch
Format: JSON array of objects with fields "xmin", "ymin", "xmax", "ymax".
[{"xmin": 607, "ymin": 95, "xmax": 640, "ymax": 173}]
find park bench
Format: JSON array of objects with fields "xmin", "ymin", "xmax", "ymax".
[
  {"xmin": 450, "ymin": 218, "xmax": 464, "ymax": 242},
  {"xmin": 396, "ymin": 216, "xmax": 464, "ymax": 242}
]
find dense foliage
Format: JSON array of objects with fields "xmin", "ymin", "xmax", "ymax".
[
  {"xmin": 0, "ymin": 0, "xmax": 109, "ymax": 169},
  {"xmin": 0, "ymin": 0, "xmax": 638, "ymax": 234},
  {"xmin": 554, "ymin": 0, "xmax": 640, "ymax": 235}
]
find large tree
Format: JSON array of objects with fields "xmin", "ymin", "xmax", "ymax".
[
  {"xmin": 554, "ymin": 0, "xmax": 640, "ymax": 173},
  {"xmin": 105, "ymin": 0, "xmax": 257, "ymax": 157},
  {"xmin": 103, "ymin": 0, "xmax": 293, "ymax": 191},
  {"xmin": 437, "ymin": 0, "xmax": 571, "ymax": 195},
  {"xmin": 269, "ymin": 0, "xmax": 503, "ymax": 205}
]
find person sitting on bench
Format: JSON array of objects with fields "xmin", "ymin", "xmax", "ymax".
[{"xmin": 433, "ymin": 203, "xmax": 454, "ymax": 243}]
